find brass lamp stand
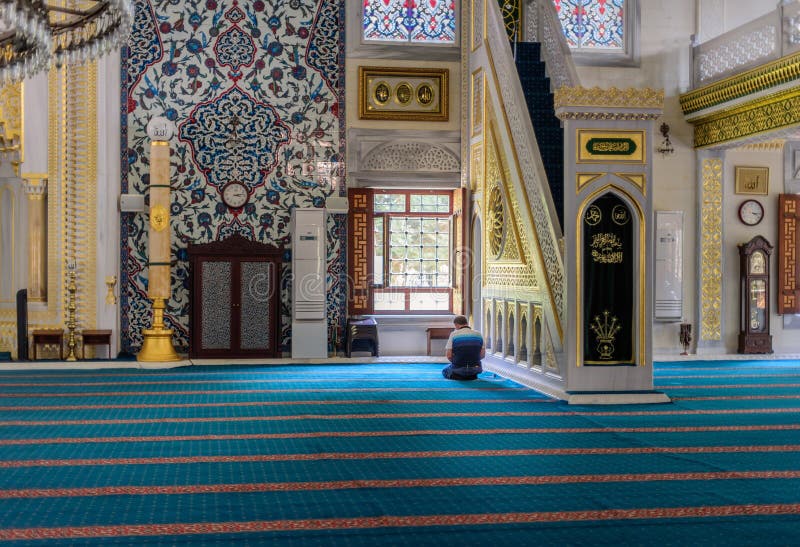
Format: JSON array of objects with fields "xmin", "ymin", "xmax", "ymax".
[{"xmin": 65, "ymin": 262, "xmax": 78, "ymax": 361}]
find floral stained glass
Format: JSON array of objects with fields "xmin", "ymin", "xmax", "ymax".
[
  {"xmin": 363, "ymin": 0, "xmax": 456, "ymax": 44},
  {"xmin": 553, "ymin": 0, "xmax": 624, "ymax": 50}
]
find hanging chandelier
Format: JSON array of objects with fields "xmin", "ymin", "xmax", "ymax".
[{"xmin": 0, "ymin": 0, "xmax": 133, "ymax": 84}]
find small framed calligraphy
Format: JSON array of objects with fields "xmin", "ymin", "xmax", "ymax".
[
  {"xmin": 735, "ymin": 166, "xmax": 769, "ymax": 195},
  {"xmin": 358, "ymin": 66, "xmax": 449, "ymax": 121}
]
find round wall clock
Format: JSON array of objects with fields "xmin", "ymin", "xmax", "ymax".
[
  {"xmin": 738, "ymin": 199, "xmax": 764, "ymax": 226},
  {"xmin": 222, "ymin": 181, "xmax": 248, "ymax": 208}
]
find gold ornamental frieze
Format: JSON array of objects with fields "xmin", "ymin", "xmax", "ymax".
[
  {"xmin": 690, "ymin": 87, "xmax": 800, "ymax": 149},
  {"xmin": 680, "ymin": 52, "xmax": 800, "ymax": 115},
  {"xmin": 555, "ymin": 86, "xmax": 664, "ymax": 111}
]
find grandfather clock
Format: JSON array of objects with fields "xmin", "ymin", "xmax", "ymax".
[{"xmin": 738, "ymin": 235, "xmax": 773, "ymax": 354}]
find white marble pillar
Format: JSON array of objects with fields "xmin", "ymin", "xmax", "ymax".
[{"xmin": 23, "ymin": 176, "xmax": 47, "ymax": 302}]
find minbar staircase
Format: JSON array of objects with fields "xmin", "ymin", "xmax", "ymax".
[{"xmin": 513, "ymin": 41, "xmax": 564, "ymax": 228}]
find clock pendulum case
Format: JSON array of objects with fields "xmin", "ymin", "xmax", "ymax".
[{"xmin": 738, "ymin": 235, "xmax": 773, "ymax": 354}]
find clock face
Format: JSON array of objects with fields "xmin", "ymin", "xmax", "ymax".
[
  {"xmin": 738, "ymin": 199, "xmax": 764, "ymax": 226},
  {"xmin": 222, "ymin": 182, "xmax": 248, "ymax": 208}
]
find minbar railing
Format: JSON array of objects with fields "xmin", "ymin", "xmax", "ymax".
[{"xmin": 691, "ymin": 2, "xmax": 800, "ymax": 89}]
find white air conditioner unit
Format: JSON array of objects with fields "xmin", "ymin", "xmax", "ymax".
[
  {"xmin": 291, "ymin": 208, "xmax": 328, "ymax": 358},
  {"xmin": 655, "ymin": 210, "xmax": 683, "ymax": 321}
]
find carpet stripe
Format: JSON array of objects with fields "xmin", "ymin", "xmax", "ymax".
[
  {"xmin": 5, "ymin": 406, "xmax": 800, "ymax": 426},
  {"xmin": 2, "ymin": 504, "xmax": 800, "ymax": 540},
  {"xmin": 0, "ymin": 387, "xmax": 527, "ymax": 398},
  {"xmin": 0, "ymin": 378, "xmax": 502, "ymax": 387},
  {"xmin": 3, "ymin": 444, "xmax": 799, "ymax": 468},
  {"xmin": 3, "ymin": 424, "xmax": 800, "ymax": 446},
  {"xmin": 4, "ymin": 470, "xmax": 800, "ymax": 499},
  {"xmin": 660, "ymin": 383, "xmax": 800, "ymax": 389},
  {"xmin": 0, "ymin": 398, "xmax": 554, "ymax": 411},
  {"xmin": 4, "ymin": 372, "xmax": 794, "ymax": 387},
  {"xmin": 675, "ymin": 395, "xmax": 800, "ymax": 401}
]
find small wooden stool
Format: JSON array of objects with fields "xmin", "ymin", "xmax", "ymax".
[
  {"xmin": 31, "ymin": 329, "xmax": 64, "ymax": 360},
  {"xmin": 426, "ymin": 327, "xmax": 453, "ymax": 356},
  {"xmin": 81, "ymin": 329, "xmax": 112, "ymax": 359}
]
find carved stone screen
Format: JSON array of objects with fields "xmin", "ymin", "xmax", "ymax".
[
  {"xmin": 201, "ymin": 260, "xmax": 232, "ymax": 350},
  {"xmin": 240, "ymin": 261, "xmax": 273, "ymax": 350}
]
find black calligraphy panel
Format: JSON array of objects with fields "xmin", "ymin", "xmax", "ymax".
[{"xmin": 582, "ymin": 193, "xmax": 634, "ymax": 365}]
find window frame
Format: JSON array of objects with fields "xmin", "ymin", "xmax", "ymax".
[
  {"xmin": 371, "ymin": 189, "xmax": 455, "ymax": 315},
  {"xmin": 347, "ymin": 0, "xmax": 461, "ymax": 62}
]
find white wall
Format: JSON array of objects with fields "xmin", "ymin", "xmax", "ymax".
[
  {"xmin": 696, "ymin": 0, "xmax": 778, "ymax": 43},
  {"xmin": 722, "ymin": 148, "xmax": 789, "ymax": 353}
]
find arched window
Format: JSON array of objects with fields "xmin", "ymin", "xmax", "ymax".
[
  {"xmin": 552, "ymin": 0, "xmax": 638, "ymax": 65},
  {"xmin": 363, "ymin": 0, "xmax": 457, "ymax": 44}
]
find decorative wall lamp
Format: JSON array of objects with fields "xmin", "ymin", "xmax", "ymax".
[{"xmin": 656, "ymin": 122, "xmax": 675, "ymax": 157}]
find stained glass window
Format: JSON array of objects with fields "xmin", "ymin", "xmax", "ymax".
[
  {"xmin": 363, "ymin": 0, "xmax": 457, "ymax": 44},
  {"xmin": 553, "ymin": 0, "xmax": 625, "ymax": 50}
]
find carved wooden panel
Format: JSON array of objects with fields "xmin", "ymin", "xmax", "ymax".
[
  {"xmin": 778, "ymin": 194, "xmax": 800, "ymax": 314},
  {"xmin": 348, "ymin": 188, "xmax": 373, "ymax": 315}
]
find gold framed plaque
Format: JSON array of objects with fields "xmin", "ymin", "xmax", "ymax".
[
  {"xmin": 359, "ymin": 66, "xmax": 449, "ymax": 121},
  {"xmin": 735, "ymin": 166, "xmax": 769, "ymax": 195},
  {"xmin": 577, "ymin": 130, "xmax": 645, "ymax": 164}
]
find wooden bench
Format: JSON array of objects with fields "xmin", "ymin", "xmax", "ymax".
[
  {"xmin": 31, "ymin": 329, "xmax": 64, "ymax": 360},
  {"xmin": 81, "ymin": 329, "xmax": 113, "ymax": 359},
  {"xmin": 426, "ymin": 327, "xmax": 453, "ymax": 356}
]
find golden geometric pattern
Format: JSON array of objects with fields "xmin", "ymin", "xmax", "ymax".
[
  {"xmin": 691, "ymin": 87, "xmax": 800, "ymax": 148},
  {"xmin": 700, "ymin": 158, "xmax": 723, "ymax": 341},
  {"xmin": 554, "ymin": 86, "xmax": 664, "ymax": 110},
  {"xmin": 0, "ymin": 82, "xmax": 22, "ymax": 142},
  {"xmin": 680, "ymin": 52, "xmax": 800, "ymax": 115},
  {"xmin": 780, "ymin": 196, "xmax": 798, "ymax": 313},
  {"xmin": 487, "ymin": 184, "xmax": 505, "ymax": 258},
  {"xmin": 483, "ymin": 126, "xmax": 530, "ymax": 288}
]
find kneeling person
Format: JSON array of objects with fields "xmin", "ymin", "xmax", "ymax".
[{"xmin": 442, "ymin": 315, "xmax": 485, "ymax": 380}]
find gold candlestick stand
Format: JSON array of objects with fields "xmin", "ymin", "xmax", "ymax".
[{"xmin": 65, "ymin": 266, "xmax": 78, "ymax": 361}]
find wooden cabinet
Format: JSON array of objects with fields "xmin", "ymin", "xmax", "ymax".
[
  {"xmin": 188, "ymin": 235, "xmax": 282, "ymax": 359},
  {"xmin": 738, "ymin": 235, "xmax": 773, "ymax": 354}
]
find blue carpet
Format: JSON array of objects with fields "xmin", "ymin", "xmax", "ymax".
[{"xmin": 0, "ymin": 362, "xmax": 799, "ymax": 545}]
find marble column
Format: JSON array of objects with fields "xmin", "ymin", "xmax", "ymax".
[
  {"xmin": 137, "ymin": 118, "xmax": 180, "ymax": 362},
  {"xmin": 23, "ymin": 175, "xmax": 47, "ymax": 302}
]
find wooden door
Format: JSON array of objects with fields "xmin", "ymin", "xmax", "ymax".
[{"xmin": 188, "ymin": 235, "xmax": 282, "ymax": 358}]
